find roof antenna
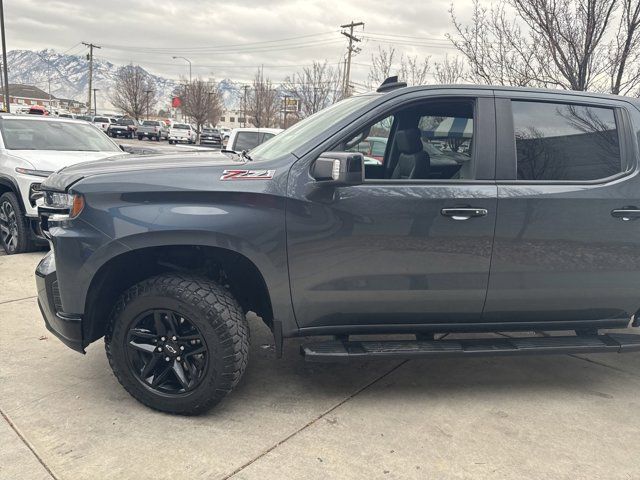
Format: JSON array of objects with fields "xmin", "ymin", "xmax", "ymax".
[{"xmin": 377, "ymin": 76, "xmax": 407, "ymax": 93}]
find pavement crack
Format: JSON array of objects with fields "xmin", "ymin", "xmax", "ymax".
[
  {"xmin": 224, "ymin": 359, "xmax": 410, "ymax": 479},
  {"xmin": 0, "ymin": 408, "xmax": 59, "ymax": 480},
  {"xmin": 0, "ymin": 295, "xmax": 37, "ymax": 306}
]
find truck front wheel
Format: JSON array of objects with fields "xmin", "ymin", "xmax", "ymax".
[{"xmin": 105, "ymin": 274, "xmax": 249, "ymax": 415}]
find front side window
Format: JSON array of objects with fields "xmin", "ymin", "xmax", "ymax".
[
  {"xmin": 512, "ymin": 101, "xmax": 622, "ymax": 181},
  {"xmin": 337, "ymin": 100, "xmax": 475, "ymax": 180}
]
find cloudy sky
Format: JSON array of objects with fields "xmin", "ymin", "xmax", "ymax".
[{"xmin": 6, "ymin": 0, "xmax": 476, "ymax": 88}]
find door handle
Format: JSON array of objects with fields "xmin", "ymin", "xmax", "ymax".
[
  {"xmin": 611, "ymin": 208, "xmax": 640, "ymax": 221},
  {"xmin": 441, "ymin": 208, "xmax": 488, "ymax": 221}
]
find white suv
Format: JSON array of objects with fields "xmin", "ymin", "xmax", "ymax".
[{"xmin": 0, "ymin": 115, "xmax": 125, "ymax": 254}]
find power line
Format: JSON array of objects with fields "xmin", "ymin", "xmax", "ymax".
[{"xmin": 99, "ymin": 30, "xmax": 339, "ymax": 54}]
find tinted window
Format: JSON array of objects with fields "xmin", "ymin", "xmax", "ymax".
[
  {"xmin": 117, "ymin": 119, "xmax": 135, "ymax": 126},
  {"xmin": 234, "ymin": 131, "xmax": 260, "ymax": 150},
  {"xmin": 172, "ymin": 124, "xmax": 189, "ymax": 129},
  {"xmin": 338, "ymin": 100, "xmax": 474, "ymax": 180},
  {"xmin": 513, "ymin": 101, "xmax": 622, "ymax": 181},
  {"xmin": 94, "ymin": 117, "xmax": 110, "ymax": 123},
  {"xmin": 142, "ymin": 121, "xmax": 160, "ymax": 126}
]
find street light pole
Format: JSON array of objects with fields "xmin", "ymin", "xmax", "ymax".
[{"xmin": 172, "ymin": 56, "xmax": 192, "ymax": 83}]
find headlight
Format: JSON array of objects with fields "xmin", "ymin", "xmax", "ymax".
[
  {"xmin": 43, "ymin": 192, "xmax": 85, "ymax": 219},
  {"xmin": 15, "ymin": 167, "xmax": 54, "ymax": 177}
]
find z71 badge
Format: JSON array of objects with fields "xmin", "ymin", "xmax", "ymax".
[{"xmin": 220, "ymin": 169, "xmax": 276, "ymax": 180}]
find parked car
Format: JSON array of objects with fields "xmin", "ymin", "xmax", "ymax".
[
  {"xmin": 0, "ymin": 115, "xmax": 124, "ymax": 254},
  {"xmin": 92, "ymin": 115, "xmax": 112, "ymax": 133},
  {"xmin": 108, "ymin": 118, "xmax": 138, "ymax": 139},
  {"xmin": 199, "ymin": 127, "xmax": 222, "ymax": 147},
  {"xmin": 28, "ymin": 105, "xmax": 49, "ymax": 115},
  {"xmin": 36, "ymin": 79, "xmax": 640, "ymax": 415},
  {"xmin": 225, "ymin": 127, "xmax": 282, "ymax": 152},
  {"xmin": 76, "ymin": 114, "xmax": 93, "ymax": 122},
  {"xmin": 168, "ymin": 123, "xmax": 196, "ymax": 144},
  {"xmin": 137, "ymin": 120, "xmax": 168, "ymax": 141}
]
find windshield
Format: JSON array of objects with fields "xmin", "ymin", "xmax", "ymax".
[
  {"xmin": 0, "ymin": 119, "xmax": 121, "ymax": 152},
  {"xmin": 250, "ymin": 95, "xmax": 376, "ymax": 161}
]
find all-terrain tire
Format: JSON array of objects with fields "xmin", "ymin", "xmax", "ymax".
[
  {"xmin": 0, "ymin": 192, "xmax": 36, "ymax": 254},
  {"xmin": 105, "ymin": 274, "xmax": 250, "ymax": 415}
]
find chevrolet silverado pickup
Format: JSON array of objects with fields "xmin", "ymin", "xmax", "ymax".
[{"xmin": 36, "ymin": 78, "xmax": 640, "ymax": 414}]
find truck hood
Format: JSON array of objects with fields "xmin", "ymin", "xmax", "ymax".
[
  {"xmin": 9, "ymin": 150, "xmax": 124, "ymax": 172},
  {"xmin": 42, "ymin": 150, "xmax": 244, "ymax": 192}
]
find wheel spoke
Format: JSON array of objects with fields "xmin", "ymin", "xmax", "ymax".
[
  {"xmin": 129, "ymin": 327, "xmax": 156, "ymax": 340},
  {"xmin": 128, "ymin": 340, "xmax": 156, "ymax": 354},
  {"xmin": 184, "ymin": 345, "xmax": 206, "ymax": 357},
  {"xmin": 140, "ymin": 354, "xmax": 160, "ymax": 378},
  {"xmin": 153, "ymin": 311, "xmax": 167, "ymax": 336},
  {"xmin": 150, "ymin": 365, "xmax": 171, "ymax": 387},
  {"xmin": 172, "ymin": 360, "xmax": 190, "ymax": 390}
]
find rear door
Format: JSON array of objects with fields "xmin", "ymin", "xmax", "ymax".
[
  {"xmin": 484, "ymin": 93, "xmax": 640, "ymax": 327},
  {"xmin": 286, "ymin": 92, "xmax": 498, "ymax": 332}
]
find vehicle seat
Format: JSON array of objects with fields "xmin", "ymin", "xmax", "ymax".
[{"xmin": 392, "ymin": 128, "xmax": 430, "ymax": 179}]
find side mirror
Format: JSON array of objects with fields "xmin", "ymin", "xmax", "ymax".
[{"xmin": 312, "ymin": 152, "xmax": 364, "ymax": 186}]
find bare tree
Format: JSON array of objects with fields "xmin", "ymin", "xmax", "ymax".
[
  {"xmin": 282, "ymin": 61, "xmax": 343, "ymax": 119},
  {"xmin": 367, "ymin": 46, "xmax": 431, "ymax": 88},
  {"xmin": 449, "ymin": 0, "xmax": 640, "ymax": 94},
  {"xmin": 433, "ymin": 54, "xmax": 466, "ymax": 84},
  {"xmin": 609, "ymin": 0, "xmax": 640, "ymax": 95},
  {"xmin": 182, "ymin": 78, "xmax": 224, "ymax": 139},
  {"xmin": 449, "ymin": 1, "xmax": 547, "ymax": 87},
  {"xmin": 111, "ymin": 65, "xmax": 157, "ymax": 120},
  {"xmin": 247, "ymin": 68, "xmax": 280, "ymax": 128}
]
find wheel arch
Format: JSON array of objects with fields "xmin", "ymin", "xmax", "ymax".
[
  {"xmin": 0, "ymin": 175, "xmax": 26, "ymax": 212},
  {"xmin": 83, "ymin": 244, "xmax": 275, "ymax": 347}
]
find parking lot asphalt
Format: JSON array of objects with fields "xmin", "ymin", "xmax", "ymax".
[{"xmin": 1, "ymin": 251, "xmax": 640, "ymax": 479}]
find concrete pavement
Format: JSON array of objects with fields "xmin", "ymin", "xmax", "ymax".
[{"xmin": 1, "ymin": 251, "xmax": 639, "ymax": 479}]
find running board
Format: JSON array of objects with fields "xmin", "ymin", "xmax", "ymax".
[{"xmin": 301, "ymin": 333, "xmax": 640, "ymax": 363}]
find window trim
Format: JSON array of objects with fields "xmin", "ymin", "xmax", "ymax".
[
  {"xmin": 325, "ymin": 96, "xmax": 495, "ymax": 184},
  {"xmin": 496, "ymin": 97, "xmax": 636, "ymax": 185}
]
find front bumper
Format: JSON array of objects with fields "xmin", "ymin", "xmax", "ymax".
[{"xmin": 36, "ymin": 251, "xmax": 84, "ymax": 353}]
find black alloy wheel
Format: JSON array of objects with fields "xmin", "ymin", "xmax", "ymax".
[{"xmin": 125, "ymin": 309, "xmax": 209, "ymax": 395}]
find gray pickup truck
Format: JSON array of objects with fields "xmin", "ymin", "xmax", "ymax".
[
  {"xmin": 36, "ymin": 78, "xmax": 640, "ymax": 415},
  {"xmin": 136, "ymin": 120, "xmax": 168, "ymax": 141}
]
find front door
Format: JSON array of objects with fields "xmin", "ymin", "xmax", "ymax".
[{"xmin": 286, "ymin": 95, "xmax": 498, "ymax": 331}]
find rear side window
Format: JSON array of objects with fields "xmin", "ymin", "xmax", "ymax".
[
  {"xmin": 234, "ymin": 131, "xmax": 260, "ymax": 150},
  {"xmin": 513, "ymin": 101, "xmax": 622, "ymax": 181}
]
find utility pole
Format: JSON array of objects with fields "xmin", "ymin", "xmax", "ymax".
[
  {"xmin": 82, "ymin": 42, "xmax": 101, "ymax": 115},
  {"xmin": 340, "ymin": 21, "xmax": 364, "ymax": 98},
  {"xmin": 144, "ymin": 89, "xmax": 153, "ymax": 119},
  {"xmin": 242, "ymin": 85, "xmax": 249, "ymax": 127},
  {"xmin": 92, "ymin": 88, "xmax": 99, "ymax": 115},
  {"xmin": 0, "ymin": 0, "xmax": 10, "ymax": 112}
]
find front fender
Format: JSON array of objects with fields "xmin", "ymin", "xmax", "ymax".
[{"xmin": 53, "ymin": 191, "xmax": 296, "ymax": 334}]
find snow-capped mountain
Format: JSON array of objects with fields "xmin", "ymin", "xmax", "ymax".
[{"xmin": 6, "ymin": 49, "xmax": 239, "ymax": 112}]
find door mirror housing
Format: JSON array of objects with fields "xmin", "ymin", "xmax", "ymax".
[{"xmin": 312, "ymin": 152, "xmax": 364, "ymax": 186}]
